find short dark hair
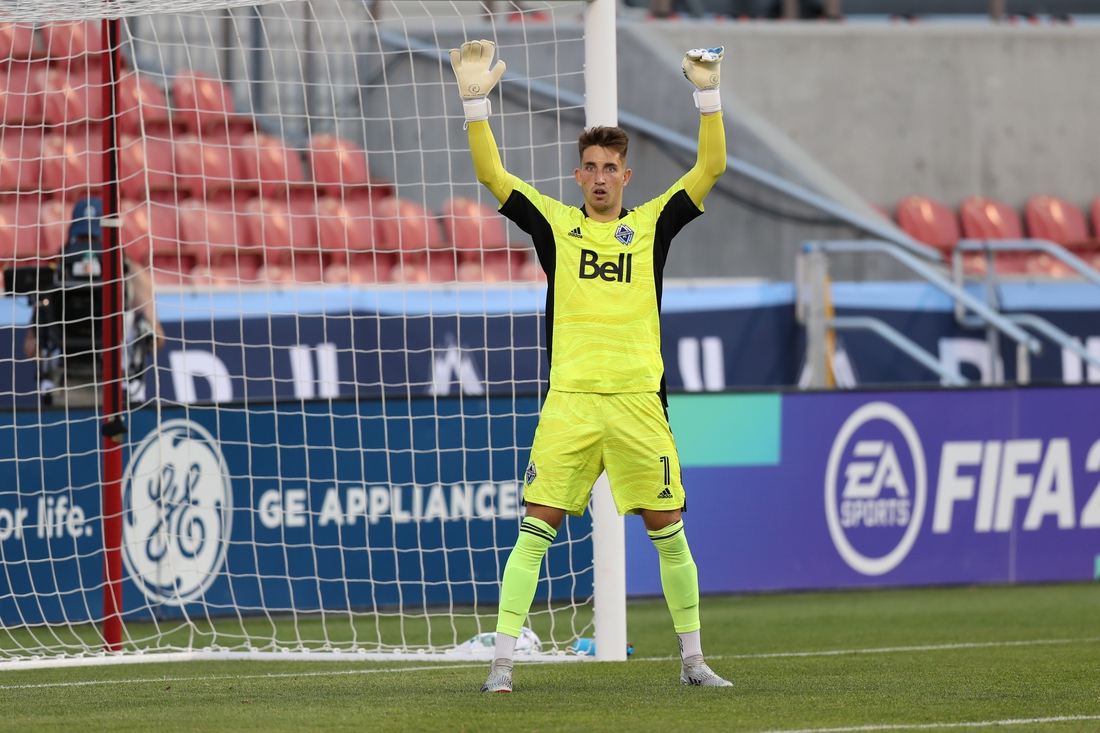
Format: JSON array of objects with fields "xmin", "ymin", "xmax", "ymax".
[{"xmin": 578, "ymin": 126, "xmax": 629, "ymax": 163}]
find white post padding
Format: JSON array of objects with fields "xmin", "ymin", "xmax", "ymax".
[
  {"xmin": 584, "ymin": 0, "xmax": 627, "ymax": 664},
  {"xmin": 591, "ymin": 472, "xmax": 627, "ymax": 661}
]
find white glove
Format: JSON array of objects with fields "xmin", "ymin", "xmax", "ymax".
[
  {"xmin": 449, "ymin": 39, "xmax": 507, "ymax": 122},
  {"xmin": 682, "ymin": 46, "xmax": 723, "ymax": 113}
]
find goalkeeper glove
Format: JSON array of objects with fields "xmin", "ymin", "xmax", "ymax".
[
  {"xmin": 682, "ymin": 46, "xmax": 723, "ymax": 114},
  {"xmin": 450, "ymin": 39, "xmax": 506, "ymax": 123}
]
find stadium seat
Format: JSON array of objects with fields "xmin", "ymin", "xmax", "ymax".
[
  {"xmin": 0, "ymin": 23, "xmax": 42, "ymax": 62},
  {"xmin": 373, "ymin": 197, "xmax": 444, "ymax": 259},
  {"xmin": 426, "ymin": 250, "xmax": 457, "ymax": 283},
  {"xmin": 38, "ymin": 199, "xmax": 67, "ymax": 257},
  {"xmin": 0, "ymin": 128, "xmax": 43, "ymax": 194},
  {"xmin": 234, "ymin": 133, "xmax": 312, "ymax": 200},
  {"xmin": 41, "ymin": 132, "xmax": 103, "ymax": 200},
  {"xmin": 119, "ymin": 134, "xmax": 176, "ymax": 201},
  {"xmin": 516, "ymin": 257, "xmax": 546, "ymax": 283},
  {"xmin": 324, "ymin": 261, "xmax": 386, "ymax": 285},
  {"xmin": 174, "ymin": 133, "xmax": 237, "ymax": 201},
  {"xmin": 0, "ymin": 62, "xmax": 47, "ymax": 124},
  {"xmin": 118, "ymin": 72, "xmax": 171, "ymax": 135},
  {"xmin": 307, "ymin": 133, "xmax": 391, "ymax": 199},
  {"xmin": 40, "ymin": 65, "xmax": 102, "ymax": 127},
  {"xmin": 958, "ymin": 195, "xmax": 1025, "ymax": 274},
  {"xmin": 241, "ymin": 197, "xmax": 318, "ymax": 266},
  {"xmin": 316, "ymin": 196, "xmax": 375, "ymax": 264},
  {"xmin": 179, "ymin": 199, "xmax": 253, "ymax": 273},
  {"xmin": 120, "ymin": 199, "xmax": 178, "ymax": 268},
  {"xmin": 40, "ymin": 21, "xmax": 100, "ymax": 67},
  {"xmin": 440, "ymin": 196, "xmax": 509, "ymax": 260},
  {"xmin": 894, "ymin": 195, "xmax": 959, "ymax": 251},
  {"xmin": 0, "ymin": 201, "xmax": 42, "ymax": 264},
  {"xmin": 172, "ymin": 69, "xmax": 254, "ymax": 139},
  {"xmin": 1024, "ymin": 195, "xmax": 1091, "ymax": 246}
]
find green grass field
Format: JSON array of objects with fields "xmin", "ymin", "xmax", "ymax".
[{"xmin": 3, "ymin": 583, "xmax": 1100, "ymax": 732}]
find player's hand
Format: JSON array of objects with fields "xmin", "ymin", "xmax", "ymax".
[
  {"xmin": 450, "ymin": 40, "xmax": 506, "ymax": 99},
  {"xmin": 682, "ymin": 47, "xmax": 723, "ymax": 90}
]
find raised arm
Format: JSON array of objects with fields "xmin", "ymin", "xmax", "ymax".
[
  {"xmin": 451, "ymin": 40, "xmax": 514, "ymax": 205},
  {"xmin": 680, "ymin": 47, "xmax": 727, "ymax": 208}
]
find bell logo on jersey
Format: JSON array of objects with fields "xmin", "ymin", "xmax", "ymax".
[
  {"xmin": 824, "ymin": 402, "xmax": 927, "ymax": 577},
  {"xmin": 578, "ymin": 249, "xmax": 633, "ymax": 283},
  {"xmin": 614, "ymin": 224, "xmax": 634, "ymax": 246}
]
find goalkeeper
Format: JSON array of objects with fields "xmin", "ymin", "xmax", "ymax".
[{"xmin": 451, "ymin": 40, "xmax": 729, "ymax": 692}]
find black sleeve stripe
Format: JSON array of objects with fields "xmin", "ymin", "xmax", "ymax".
[{"xmin": 500, "ymin": 187, "xmax": 558, "ymax": 375}]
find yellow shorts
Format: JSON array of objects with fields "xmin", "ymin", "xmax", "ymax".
[{"xmin": 521, "ymin": 390, "xmax": 685, "ymax": 517}]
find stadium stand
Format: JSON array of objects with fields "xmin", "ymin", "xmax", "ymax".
[
  {"xmin": 316, "ymin": 196, "xmax": 375, "ymax": 264},
  {"xmin": 234, "ymin": 132, "xmax": 313, "ymax": 200},
  {"xmin": 0, "ymin": 23, "xmax": 42, "ymax": 62},
  {"xmin": 0, "ymin": 62, "xmax": 46, "ymax": 125},
  {"xmin": 174, "ymin": 133, "xmax": 236, "ymax": 201},
  {"xmin": 41, "ymin": 65, "xmax": 102, "ymax": 127},
  {"xmin": 308, "ymin": 133, "xmax": 391, "ymax": 200},
  {"xmin": 118, "ymin": 71, "xmax": 171, "ymax": 136},
  {"xmin": 0, "ymin": 200, "xmax": 42, "ymax": 263},
  {"xmin": 374, "ymin": 196, "xmax": 445, "ymax": 259},
  {"xmin": 39, "ymin": 21, "xmax": 99, "ymax": 67},
  {"xmin": 894, "ymin": 194, "xmax": 959, "ymax": 253},
  {"xmin": 1024, "ymin": 194, "xmax": 1096, "ymax": 277},
  {"xmin": 38, "ymin": 199, "xmax": 67, "ymax": 257},
  {"xmin": 41, "ymin": 133, "xmax": 103, "ymax": 201},
  {"xmin": 119, "ymin": 134, "xmax": 175, "ymax": 202},
  {"xmin": 441, "ymin": 196, "xmax": 510, "ymax": 260}
]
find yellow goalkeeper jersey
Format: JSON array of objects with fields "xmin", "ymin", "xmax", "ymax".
[{"xmin": 500, "ymin": 178, "xmax": 702, "ymax": 394}]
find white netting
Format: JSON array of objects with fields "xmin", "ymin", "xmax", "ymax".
[{"xmin": 0, "ymin": 0, "xmax": 596, "ymax": 666}]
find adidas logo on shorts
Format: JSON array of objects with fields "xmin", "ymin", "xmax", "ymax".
[
  {"xmin": 656, "ymin": 487, "xmax": 674, "ymax": 499},
  {"xmin": 568, "ymin": 227, "xmax": 582, "ymax": 238}
]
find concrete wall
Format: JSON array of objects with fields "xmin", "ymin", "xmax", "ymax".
[{"xmin": 650, "ymin": 22, "xmax": 1100, "ymax": 214}]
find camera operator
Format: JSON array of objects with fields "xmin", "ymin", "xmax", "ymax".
[{"xmin": 22, "ymin": 197, "xmax": 165, "ymax": 407}]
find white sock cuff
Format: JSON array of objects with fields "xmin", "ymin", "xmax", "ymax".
[
  {"xmin": 678, "ymin": 629, "xmax": 702, "ymax": 661},
  {"xmin": 463, "ymin": 97, "xmax": 491, "ymax": 122},
  {"xmin": 693, "ymin": 88, "xmax": 721, "ymax": 114},
  {"xmin": 494, "ymin": 631, "xmax": 518, "ymax": 661}
]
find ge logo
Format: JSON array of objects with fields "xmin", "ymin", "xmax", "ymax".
[
  {"xmin": 824, "ymin": 402, "xmax": 926, "ymax": 576},
  {"xmin": 122, "ymin": 420, "xmax": 233, "ymax": 606}
]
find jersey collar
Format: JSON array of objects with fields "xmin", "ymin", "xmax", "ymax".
[{"xmin": 580, "ymin": 204, "xmax": 631, "ymax": 220}]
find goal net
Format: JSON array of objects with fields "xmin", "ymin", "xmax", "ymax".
[{"xmin": 0, "ymin": 0, "xmax": 609, "ymax": 667}]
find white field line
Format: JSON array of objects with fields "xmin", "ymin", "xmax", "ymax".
[
  {"xmin": 1, "ymin": 635, "xmax": 1096, "ymax": 691},
  {"xmin": 761, "ymin": 716, "xmax": 1100, "ymax": 733}
]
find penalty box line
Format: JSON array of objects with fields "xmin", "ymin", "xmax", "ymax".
[
  {"xmin": 2, "ymin": 636, "xmax": 1098, "ymax": 691},
  {"xmin": 761, "ymin": 715, "xmax": 1100, "ymax": 733}
]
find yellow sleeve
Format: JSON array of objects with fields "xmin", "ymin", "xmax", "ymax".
[
  {"xmin": 681, "ymin": 112, "xmax": 726, "ymax": 209},
  {"xmin": 468, "ymin": 120, "xmax": 515, "ymax": 206}
]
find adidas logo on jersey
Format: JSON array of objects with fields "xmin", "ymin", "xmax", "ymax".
[
  {"xmin": 657, "ymin": 487, "xmax": 674, "ymax": 499},
  {"xmin": 568, "ymin": 227, "xmax": 582, "ymax": 238}
]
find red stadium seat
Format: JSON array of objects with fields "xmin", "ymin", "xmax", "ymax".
[
  {"xmin": 516, "ymin": 257, "xmax": 546, "ymax": 283},
  {"xmin": 241, "ymin": 197, "xmax": 317, "ymax": 265},
  {"xmin": 179, "ymin": 199, "xmax": 253, "ymax": 270},
  {"xmin": 440, "ymin": 196, "xmax": 509, "ymax": 260},
  {"xmin": 307, "ymin": 133, "xmax": 390, "ymax": 199},
  {"xmin": 120, "ymin": 199, "xmax": 178, "ymax": 268},
  {"xmin": 959, "ymin": 196, "xmax": 1025, "ymax": 274},
  {"xmin": 316, "ymin": 196, "xmax": 375, "ymax": 264},
  {"xmin": 41, "ymin": 132, "xmax": 103, "ymax": 200},
  {"xmin": 172, "ymin": 69, "xmax": 254, "ymax": 139},
  {"xmin": 119, "ymin": 134, "xmax": 176, "ymax": 201},
  {"xmin": 38, "ymin": 199, "xmax": 67, "ymax": 257},
  {"xmin": 894, "ymin": 195, "xmax": 959, "ymax": 252},
  {"xmin": 0, "ymin": 62, "xmax": 47, "ymax": 124},
  {"xmin": 174, "ymin": 133, "xmax": 237, "ymax": 201},
  {"xmin": 0, "ymin": 201, "xmax": 41, "ymax": 264},
  {"xmin": 0, "ymin": 128, "xmax": 42, "ymax": 194},
  {"xmin": 1024, "ymin": 195, "xmax": 1091, "ymax": 246},
  {"xmin": 40, "ymin": 65, "xmax": 102, "ymax": 127},
  {"xmin": 234, "ymin": 133, "xmax": 311, "ymax": 200},
  {"xmin": 40, "ymin": 22, "xmax": 100, "ymax": 66},
  {"xmin": 373, "ymin": 197, "xmax": 444, "ymax": 259},
  {"xmin": 324, "ymin": 256, "xmax": 391, "ymax": 284},
  {"xmin": 0, "ymin": 24, "xmax": 43, "ymax": 61},
  {"xmin": 958, "ymin": 196, "xmax": 1023, "ymax": 240},
  {"xmin": 118, "ymin": 72, "xmax": 170, "ymax": 135}
]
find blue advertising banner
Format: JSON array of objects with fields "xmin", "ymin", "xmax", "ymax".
[
  {"xmin": 627, "ymin": 386, "xmax": 1100, "ymax": 595},
  {"xmin": 0, "ymin": 396, "xmax": 592, "ymax": 626}
]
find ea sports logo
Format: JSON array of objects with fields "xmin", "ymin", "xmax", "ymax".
[
  {"xmin": 824, "ymin": 402, "xmax": 926, "ymax": 576},
  {"xmin": 122, "ymin": 420, "xmax": 233, "ymax": 606}
]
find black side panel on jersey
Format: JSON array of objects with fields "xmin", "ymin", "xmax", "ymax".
[
  {"xmin": 652, "ymin": 188, "xmax": 703, "ymax": 408},
  {"xmin": 500, "ymin": 188, "xmax": 559, "ymax": 372}
]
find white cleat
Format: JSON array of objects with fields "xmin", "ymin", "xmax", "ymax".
[
  {"xmin": 480, "ymin": 658, "xmax": 514, "ymax": 693},
  {"xmin": 680, "ymin": 655, "xmax": 733, "ymax": 687}
]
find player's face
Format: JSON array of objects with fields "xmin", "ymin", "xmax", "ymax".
[{"xmin": 575, "ymin": 146, "xmax": 632, "ymax": 222}]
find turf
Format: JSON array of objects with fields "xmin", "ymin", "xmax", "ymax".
[{"xmin": 3, "ymin": 583, "xmax": 1100, "ymax": 733}]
